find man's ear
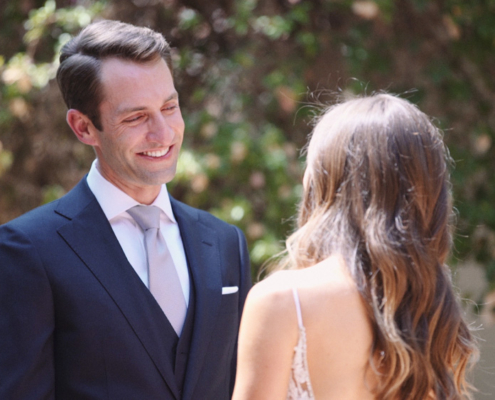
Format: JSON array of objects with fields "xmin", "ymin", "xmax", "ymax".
[{"xmin": 66, "ymin": 109, "xmax": 99, "ymax": 146}]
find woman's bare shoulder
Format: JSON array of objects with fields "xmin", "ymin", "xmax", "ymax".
[
  {"xmin": 239, "ymin": 270, "xmax": 301, "ymax": 351},
  {"xmin": 290, "ymin": 256, "xmax": 367, "ymax": 327},
  {"xmin": 293, "ymin": 255, "xmax": 358, "ymax": 296},
  {"xmin": 249, "ymin": 255, "xmax": 360, "ymax": 317},
  {"xmin": 246, "ymin": 270, "xmax": 298, "ymax": 314}
]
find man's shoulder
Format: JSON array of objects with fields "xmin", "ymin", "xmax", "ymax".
[
  {"xmin": 0, "ymin": 200, "xmax": 66, "ymax": 251},
  {"xmin": 1, "ymin": 177, "xmax": 91, "ymax": 234},
  {"xmin": 2, "ymin": 198, "xmax": 61, "ymax": 230}
]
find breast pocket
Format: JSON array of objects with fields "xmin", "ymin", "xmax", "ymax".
[{"xmin": 220, "ymin": 290, "xmax": 239, "ymax": 316}]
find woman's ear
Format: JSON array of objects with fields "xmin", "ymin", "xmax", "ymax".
[{"xmin": 66, "ymin": 109, "xmax": 99, "ymax": 146}]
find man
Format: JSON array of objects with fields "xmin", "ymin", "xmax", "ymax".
[{"xmin": 0, "ymin": 20, "xmax": 251, "ymax": 399}]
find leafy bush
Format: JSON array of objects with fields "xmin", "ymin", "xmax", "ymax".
[{"xmin": 1, "ymin": 0, "xmax": 494, "ymax": 305}]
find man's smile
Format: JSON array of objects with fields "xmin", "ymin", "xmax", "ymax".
[{"xmin": 139, "ymin": 146, "xmax": 171, "ymax": 158}]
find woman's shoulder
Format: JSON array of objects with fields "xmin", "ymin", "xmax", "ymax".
[
  {"xmin": 239, "ymin": 269, "xmax": 303, "ymax": 350},
  {"xmin": 248, "ymin": 255, "xmax": 358, "ymax": 315},
  {"xmin": 245, "ymin": 270, "xmax": 298, "ymax": 317},
  {"xmin": 262, "ymin": 255, "xmax": 355, "ymax": 292}
]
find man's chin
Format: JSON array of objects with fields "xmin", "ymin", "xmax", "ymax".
[{"xmin": 138, "ymin": 170, "xmax": 177, "ymax": 186}]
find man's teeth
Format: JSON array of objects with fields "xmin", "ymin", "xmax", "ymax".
[{"xmin": 142, "ymin": 148, "xmax": 169, "ymax": 157}]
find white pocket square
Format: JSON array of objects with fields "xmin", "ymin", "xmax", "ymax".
[{"xmin": 222, "ymin": 286, "xmax": 239, "ymax": 295}]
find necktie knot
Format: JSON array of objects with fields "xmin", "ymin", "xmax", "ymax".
[{"xmin": 128, "ymin": 205, "xmax": 161, "ymax": 231}]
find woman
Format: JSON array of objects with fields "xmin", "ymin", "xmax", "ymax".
[{"xmin": 232, "ymin": 94, "xmax": 477, "ymax": 399}]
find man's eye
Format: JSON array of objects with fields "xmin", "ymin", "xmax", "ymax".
[
  {"xmin": 125, "ymin": 115, "xmax": 142, "ymax": 123},
  {"xmin": 163, "ymin": 104, "xmax": 178, "ymax": 112}
]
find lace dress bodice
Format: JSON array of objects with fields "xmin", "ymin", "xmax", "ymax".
[{"xmin": 287, "ymin": 288, "xmax": 315, "ymax": 400}]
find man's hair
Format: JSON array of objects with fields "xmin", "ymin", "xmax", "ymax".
[{"xmin": 56, "ymin": 20, "xmax": 172, "ymax": 130}]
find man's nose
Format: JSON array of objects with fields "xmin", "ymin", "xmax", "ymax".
[{"xmin": 147, "ymin": 113, "xmax": 174, "ymax": 142}]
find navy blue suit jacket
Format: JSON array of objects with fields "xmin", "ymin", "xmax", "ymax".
[{"xmin": 0, "ymin": 177, "xmax": 251, "ymax": 399}]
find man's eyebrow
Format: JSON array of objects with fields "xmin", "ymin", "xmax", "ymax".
[
  {"xmin": 115, "ymin": 92, "xmax": 179, "ymax": 115},
  {"xmin": 164, "ymin": 92, "xmax": 179, "ymax": 102}
]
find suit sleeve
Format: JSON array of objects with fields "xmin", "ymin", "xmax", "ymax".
[
  {"xmin": 235, "ymin": 225, "xmax": 251, "ymax": 315},
  {"xmin": 230, "ymin": 225, "xmax": 252, "ymax": 395},
  {"xmin": 0, "ymin": 225, "xmax": 55, "ymax": 399}
]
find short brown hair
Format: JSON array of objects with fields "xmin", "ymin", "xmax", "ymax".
[{"xmin": 56, "ymin": 20, "xmax": 172, "ymax": 130}]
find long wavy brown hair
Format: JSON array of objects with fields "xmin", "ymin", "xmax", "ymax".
[{"xmin": 275, "ymin": 94, "xmax": 477, "ymax": 399}]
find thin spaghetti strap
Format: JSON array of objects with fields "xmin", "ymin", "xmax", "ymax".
[{"xmin": 292, "ymin": 287, "xmax": 304, "ymax": 329}]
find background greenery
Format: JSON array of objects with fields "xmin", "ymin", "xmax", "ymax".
[
  {"xmin": 2, "ymin": 0, "xmax": 495, "ymax": 396},
  {"xmin": 1, "ymin": 0, "xmax": 494, "ymax": 309}
]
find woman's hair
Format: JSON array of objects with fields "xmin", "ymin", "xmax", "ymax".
[{"xmin": 276, "ymin": 93, "xmax": 477, "ymax": 399}]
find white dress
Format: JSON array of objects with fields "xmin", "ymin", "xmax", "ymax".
[{"xmin": 287, "ymin": 288, "xmax": 316, "ymax": 400}]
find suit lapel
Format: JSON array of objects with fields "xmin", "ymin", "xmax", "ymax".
[
  {"xmin": 55, "ymin": 179, "xmax": 181, "ymax": 399},
  {"xmin": 171, "ymin": 198, "xmax": 223, "ymax": 400}
]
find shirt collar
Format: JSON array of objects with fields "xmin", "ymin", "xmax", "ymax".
[{"xmin": 86, "ymin": 159, "xmax": 177, "ymax": 223}]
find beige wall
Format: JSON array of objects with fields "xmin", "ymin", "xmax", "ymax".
[
  {"xmin": 457, "ymin": 261, "xmax": 495, "ymax": 399},
  {"xmin": 473, "ymin": 322, "xmax": 495, "ymax": 399}
]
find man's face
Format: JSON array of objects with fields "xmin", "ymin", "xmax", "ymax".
[{"xmin": 91, "ymin": 57, "xmax": 185, "ymax": 200}]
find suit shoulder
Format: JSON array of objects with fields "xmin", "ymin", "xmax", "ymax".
[
  {"xmin": 1, "ymin": 177, "xmax": 92, "ymax": 234},
  {"xmin": 1, "ymin": 199, "xmax": 62, "ymax": 232}
]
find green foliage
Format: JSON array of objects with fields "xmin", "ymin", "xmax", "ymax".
[
  {"xmin": 1, "ymin": 0, "xmax": 494, "ymax": 302},
  {"xmin": 0, "ymin": 146, "xmax": 13, "ymax": 177},
  {"xmin": 1, "ymin": 0, "xmax": 105, "ymax": 93},
  {"xmin": 42, "ymin": 184, "xmax": 66, "ymax": 204}
]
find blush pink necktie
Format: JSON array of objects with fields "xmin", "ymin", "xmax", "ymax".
[{"xmin": 128, "ymin": 205, "xmax": 187, "ymax": 336}]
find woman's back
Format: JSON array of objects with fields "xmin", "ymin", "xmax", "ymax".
[
  {"xmin": 293, "ymin": 256, "xmax": 377, "ymax": 399},
  {"xmin": 233, "ymin": 255, "xmax": 378, "ymax": 399}
]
